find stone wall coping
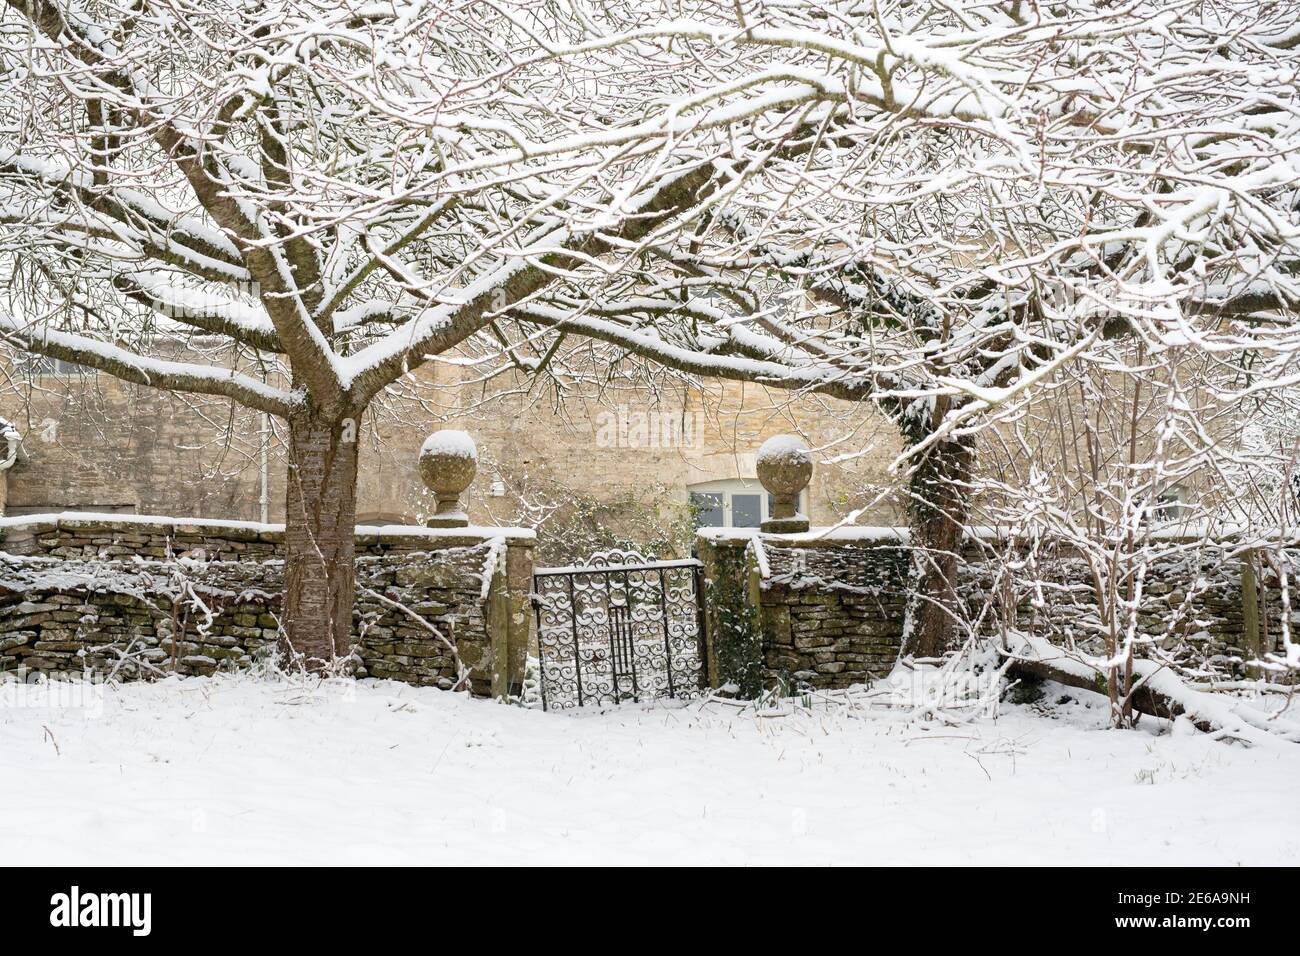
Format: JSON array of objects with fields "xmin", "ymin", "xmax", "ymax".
[
  {"xmin": 697, "ymin": 526, "xmax": 910, "ymax": 548},
  {"xmin": 0, "ymin": 512, "xmax": 535, "ymax": 545},
  {"xmin": 353, "ymin": 524, "xmax": 535, "ymax": 547},
  {"xmin": 698, "ymin": 522, "xmax": 1300, "ymax": 549}
]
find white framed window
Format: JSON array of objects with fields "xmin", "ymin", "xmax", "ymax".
[
  {"xmin": 1152, "ymin": 486, "xmax": 1189, "ymax": 524},
  {"xmin": 688, "ymin": 478, "xmax": 804, "ymax": 529}
]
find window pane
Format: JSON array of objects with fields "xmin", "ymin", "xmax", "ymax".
[
  {"xmin": 732, "ymin": 493, "xmax": 761, "ymax": 528},
  {"xmin": 689, "ymin": 492, "xmax": 724, "ymax": 528},
  {"xmin": 22, "ymin": 356, "xmax": 86, "ymax": 376},
  {"xmin": 1154, "ymin": 488, "xmax": 1185, "ymax": 523}
]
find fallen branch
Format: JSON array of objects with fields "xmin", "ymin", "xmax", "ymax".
[{"xmin": 1001, "ymin": 631, "xmax": 1300, "ymax": 746}]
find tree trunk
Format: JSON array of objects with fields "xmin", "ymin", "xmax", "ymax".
[
  {"xmin": 281, "ymin": 408, "xmax": 360, "ymax": 670},
  {"xmin": 901, "ymin": 434, "xmax": 974, "ymax": 659}
]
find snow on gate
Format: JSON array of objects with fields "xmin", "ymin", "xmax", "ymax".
[{"xmin": 531, "ymin": 549, "xmax": 709, "ymax": 710}]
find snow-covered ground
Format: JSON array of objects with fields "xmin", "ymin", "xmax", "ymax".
[{"xmin": 2, "ymin": 674, "xmax": 1296, "ymax": 865}]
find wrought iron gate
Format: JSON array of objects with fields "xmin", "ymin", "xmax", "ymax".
[{"xmin": 531, "ymin": 550, "xmax": 708, "ymax": 710}]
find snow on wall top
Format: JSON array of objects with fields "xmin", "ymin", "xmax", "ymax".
[
  {"xmin": 0, "ymin": 512, "xmax": 534, "ymax": 541},
  {"xmin": 0, "ymin": 511, "xmax": 277, "ymax": 532},
  {"xmin": 697, "ymin": 525, "xmax": 910, "ymax": 544},
  {"xmin": 698, "ymin": 522, "xmax": 1300, "ymax": 547},
  {"xmin": 357, "ymin": 523, "xmax": 532, "ymax": 541}
]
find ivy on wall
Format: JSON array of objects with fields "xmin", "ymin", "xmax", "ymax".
[{"xmin": 697, "ymin": 538, "xmax": 763, "ymax": 699}]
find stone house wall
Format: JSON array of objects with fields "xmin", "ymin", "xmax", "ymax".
[
  {"xmin": 0, "ymin": 515, "xmax": 535, "ymax": 697},
  {"xmin": 0, "ymin": 352, "xmax": 904, "ymax": 559}
]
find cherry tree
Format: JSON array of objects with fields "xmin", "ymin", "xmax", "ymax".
[{"xmin": 0, "ymin": 0, "xmax": 738, "ymax": 666}]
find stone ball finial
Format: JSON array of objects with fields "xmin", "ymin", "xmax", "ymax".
[
  {"xmin": 420, "ymin": 430, "xmax": 478, "ymax": 528},
  {"xmin": 757, "ymin": 434, "xmax": 812, "ymax": 533}
]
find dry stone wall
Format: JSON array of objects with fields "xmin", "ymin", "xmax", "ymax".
[
  {"xmin": 697, "ymin": 530, "xmax": 909, "ymax": 693},
  {"xmin": 1, "ymin": 514, "xmax": 1278, "ymax": 702},
  {"xmin": 958, "ymin": 543, "xmax": 1292, "ymax": 678},
  {"xmin": 757, "ymin": 540, "xmax": 909, "ymax": 688},
  {"xmin": 0, "ymin": 515, "xmax": 534, "ymax": 696},
  {"xmin": 699, "ymin": 528, "xmax": 1283, "ymax": 696}
]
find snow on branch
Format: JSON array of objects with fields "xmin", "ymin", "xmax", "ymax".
[
  {"xmin": 0, "ymin": 0, "xmax": 1294, "ymax": 439},
  {"xmin": 0, "ymin": 313, "xmax": 296, "ymax": 415}
]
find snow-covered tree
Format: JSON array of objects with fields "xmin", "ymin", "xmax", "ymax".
[
  {"xmin": 484, "ymin": 0, "xmax": 1300, "ymax": 656},
  {"xmin": 0, "ymin": 0, "xmax": 739, "ymax": 666}
]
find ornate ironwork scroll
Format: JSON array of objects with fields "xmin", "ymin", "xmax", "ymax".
[{"xmin": 531, "ymin": 550, "xmax": 708, "ymax": 710}]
